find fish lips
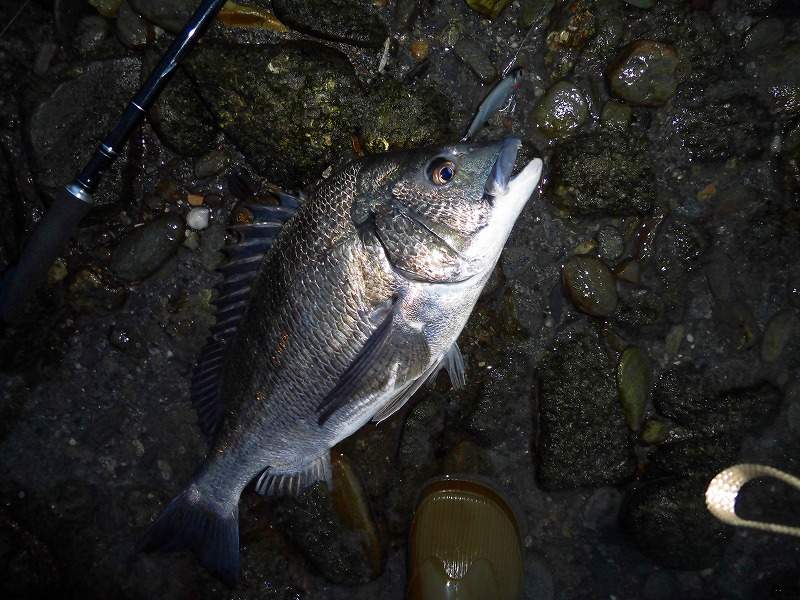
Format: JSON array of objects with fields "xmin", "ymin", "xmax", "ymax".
[{"xmin": 485, "ymin": 138, "xmax": 521, "ymax": 198}]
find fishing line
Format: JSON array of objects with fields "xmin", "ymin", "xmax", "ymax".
[
  {"xmin": 0, "ymin": 0, "xmax": 31, "ymax": 41},
  {"xmin": 501, "ymin": 20, "xmax": 537, "ymax": 77}
]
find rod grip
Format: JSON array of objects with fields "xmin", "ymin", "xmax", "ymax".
[{"xmin": 0, "ymin": 188, "xmax": 90, "ymax": 323}]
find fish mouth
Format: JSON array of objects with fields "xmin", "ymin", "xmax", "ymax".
[{"xmin": 485, "ymin": 137, "xmax": 521, "ymax": 197}]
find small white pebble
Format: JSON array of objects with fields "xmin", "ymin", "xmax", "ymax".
[
  {"xmin": 68, "ymin": 438, "xmax": 77, "ymax": 446},
  {"xmin": 186, "ymin": 206, "xmax": 210, "ymax": 230},
  {"xmin": 686, "ymin": 333, "xmax": 695, "ymax": 343}
]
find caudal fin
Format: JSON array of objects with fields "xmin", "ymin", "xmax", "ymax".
[{"xmin": 138, "ymin": 485, "xmax": 240, "ymax": 587}]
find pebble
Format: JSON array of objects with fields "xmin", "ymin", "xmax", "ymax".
[
  {"xmin": 640, "ymin": 419, "xmax": 669, "ymax": 445},
  {"xmin": 562, "ymin": 255, "xmax": 618, "ymax": 317},
  {"xmin": 89, "ymin": 0, "xmax": 122, "ymax": 17},
  {"xmin": 110, "ymin": 215, "xmax": 185, "ymax": 281},
  {"xmin": 76, "ymin": 15, "xmax": 111, "ymax": 53},
  {"xmin": 465, "ymin": 0, "xmax": 513, "ymax": 19},
  {"xmin": 193, "ymin": 150, "xmax": 228, "ymax": 179},
  {"xmin": 608, "ymin": 40, "xmax": 679, "ymax": 107},
  {"xmin": 600, "ymin": 99, "xmax": 632, "ymax": 131},
  {"xmin": 116, "ymin": 0, "xmax": 151, "ymax": 49},
  {"xmin": 534, "ymin": 81, "xmax": 588, "ymax": 139},
  {"xmin": 743, "ymin": 18, "xmax": 784, "ymax": 54},
  {"xmin": 186, "ymin": 193, "xmax": 204, "ymax": 207},
  {"xmin": 582, "ymin": 487, "xmax": 623, "ymax": 531},
  {"xmin": 614, "ymin": 259, "xmax": 641, "ymax": 285},
  {"xmin": 454, "ymin": 38, "xmax": 496, "ymax": 83},
  {"xmin": 597, "ymin": 225, "xmax": 625, "ymax": 261},
  {"xmin": 67, "ymin": 267, "xmax": 128, "ymax": 313},
  {"xmin": 408, "ymin": 40, "xmax": 429, "ymax": 61},
  {"xmin": 187, "ymin": 207, "xmax": 210, "ymax": 230},
  {"xmin": 761, "ymin": 310, "xmax": 797, "ymax": 363},
  {"xmin": 616, "ymin": 347, "xmax": 651, "ymax": 431}
]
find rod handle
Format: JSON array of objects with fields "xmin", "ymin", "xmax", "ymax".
[{"xmin": 0, "ymin": 187, "xmax": 90, "ymax": 323}]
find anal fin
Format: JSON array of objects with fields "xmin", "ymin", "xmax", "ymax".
[{"xmin": 254, "ymin": 452, "xmax": 332, "ymax": 496}]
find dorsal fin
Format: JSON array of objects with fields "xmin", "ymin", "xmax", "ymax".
[{"xmin": 190, "ymin": 186, "xmax": 301, "ymax": 437}]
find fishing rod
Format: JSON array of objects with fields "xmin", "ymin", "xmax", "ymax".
[{"xmin": 0, "ymin": 0, "xmax": 229, "ymax": 323}]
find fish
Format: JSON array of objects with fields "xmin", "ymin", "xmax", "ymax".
[
  {"xmin": 139, "ymin": 138, "xmax": 543, "ymax": 585},
  {"xmin": 462, "ymin": 69, "xmax": 524, "ymax": 142}
]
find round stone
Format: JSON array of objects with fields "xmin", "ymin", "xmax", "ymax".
[
  {"xmin": 186, "ymin": 207, "xmax": 210, "ymax": 230},
  {"xmin": 534, "ymin": 81, "xmax": 589, "ymax": 139},
  {"xmin": 608, "ymin": 40, "xmax": 679, "ymax": 107},
  {"xmin": 562, "ymin": 255, "xmax": 618, "ymax": 317}
]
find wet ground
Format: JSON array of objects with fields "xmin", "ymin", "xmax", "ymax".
[{"xmin": 1, "ymin": 0, "xmax": 800, "ymax": 598}]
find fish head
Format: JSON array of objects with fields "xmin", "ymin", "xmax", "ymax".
[{"xmin": 356, "ymin": 139, "xmax": 542, "ymax": 283}]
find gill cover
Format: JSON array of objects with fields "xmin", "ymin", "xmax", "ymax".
[{"xmin": 356, "ymin": 142, "xmax": 510, "ymax": 283}]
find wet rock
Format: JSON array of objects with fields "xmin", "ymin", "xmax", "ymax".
[
  {"xmin": 621, "ymin": 477, "xmax": 730, "ymax": 570},
  {"xmin": 614, "ymin": 260, "xmax": 640, "ymax": 284},
  {"xmin": 108, "ymin": 325, "xmax": 147, "ymax": 357},
  {"xmin": 520, "ymin": 0, "xmax": 555, "ymax": 28},
  {"xmin": 652, "ymin": 367, "xmax": 706, "ymax": 424},
  {"xmin": 713, "ymin": 300, "xmax": 759, "ymax": 351},
  {"xmin": 562, "ymin": 255, "xmax": 618, "ymax": 317},
  {"xmin": 28, "ymin": 58, "xmax": 141, "ymax": 207},
  {"xmin": 0, "ymin": 513, "xmax": 62, "ymax": 599},
  {"xmin": 533, "ymin": 81, "xmax": 588, "ymax": 139},
  {"xmin": 544, "ymin": 0, "xmax": 595, "ymax": 82},
  {"xmin": 272, "ymin": 0, "xmax": 387, "ymax": 48},
  {"xmin": 600, "ymin": 100, "xmax": 632, "ymax": 131},
  {"xmin": 216, "ymin": 2, "xmax": 289, "ymax": 31},
  {"xmin": 361, "ymin": 79, "xmax": 451, "ymax": 155},
  {"xmin": 0, "ymin": 152, "xmax": 20, "ymax": 273},
  {"xmin": 743, "ymin": 19, "xmax": 784, "ymax": 55},
  {"xmin": 550, "ymin": 132, "xmax": 654, "ymax": 217},
  {"xmin": 640, "ymin": 418, "xmax": 669, "ymax": 445},
  {"xmin": 655, "ymin": 372, "xmax": 782, "ymax": 440},
  {"xmin": 624, "ymin": 0, "xmax": 655, "ymax": 7},
  {"xmin": 89, "ymin": 0, "xmax": 122, "ymax": 17},
  {"xmin": 613, "ymin": 287, "xmax": 664, "ymax": 329},
  {"xmin": 666, "ymin": 91, "xmax": 770, "ymax": 162},
  {"xmin": 186, "ymin": 41, "xmax": 363, "ymax": 187},
  {"xmin": 597, "ymin": 225, "xmax": 624, "ymax": 262},
  {"xmin": 582, "ymin": 487, "xmax": 623, "ymax": 532},
  {"xmin": 654, "ymin": 218, "xmax": 706, "ymax": 283},
  {"xmin": 617, "ymin": 346, "xmax": 651, "ymax": 431},
  {"xmin": 465, "ymin": 0, "xmax": 513, "ymax": 19},
  {"xmin": 272, "ymin": 470, "xmax": 382, "ymax": 583},
  {"xmin": 650, "ymin": 435, "xmax": 740, "ymax": 478},
  {"xmin": 408, "ymin": 40, "xmax": 429, "ymax": 61},
  {"xmin": 67, "ymin": 266, "xmax": 128, "ymax": 312},
  {"xmin": 193, "ymin": 150, "xmax": 228, "ymax": 179},
  {"xmin": 186, "ymin": 207, "xmax": 210, "ymax": 231},
  {"xmin": 761, "ymin": 310, "xmax": 798, "ymax": 363},
  {"xmin": 393, "ymin": 0, "xmax": 422, "ymax": 34},
  {"xmin": 608, "ymin": 41, "xmax": 678, "ymax": 107},
  {"xmin": 128, "ymin": 0, "xmax": 196, "ymax": 33},
  {"xmin": 752, "ymin": 42, "xmax": 800, "ymax": 117},
  {"xmin": 454, "ymin": 38, "xmax": 496, "ymax": 83},
  {"xmin": 116, "ymin": 0, "xmax": 152, "ymax": 49},
  {"xmin": 75, "ymin": 15, "xmax": 111, "ymax": 53},
  {"xmin": 111, "ymin": 215, "xmax": 185, "ymax": 282},
  {"xmin": 329, "ymin": 453, "xmax": 383, "ymax": 578},
  {"xmin": 782, "ymin": 122, "xmax": 800, "ymax": 207},
  {"xmin": 537, "ymin": 323, "xmax": 635, "ymax": 490},
  {"xmin": 149, "ymin": 62, "xmax": 218, "ymax": 157}
]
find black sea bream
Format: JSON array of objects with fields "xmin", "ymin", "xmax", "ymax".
[{"xmin": 141, "ymin": 139, "xmax": 543, "ymax": 585}]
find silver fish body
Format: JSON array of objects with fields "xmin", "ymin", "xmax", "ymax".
[{"xmin": 140, "ymin": 139, "xmax": 543, "ymax": 585}]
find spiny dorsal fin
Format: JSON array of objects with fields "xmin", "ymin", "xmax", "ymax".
[{"xmin": 190, "ymin": 189, "xmax": 301, "ymax": 437}]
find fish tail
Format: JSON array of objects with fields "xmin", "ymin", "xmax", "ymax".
[{"xmin": 138, "ymin": 484, "xmax": 240, "ymax": 587}]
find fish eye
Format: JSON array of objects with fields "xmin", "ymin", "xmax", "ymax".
[{"xmin": 428, "ymin": 158, "xmax": 456, "ymax": 186}]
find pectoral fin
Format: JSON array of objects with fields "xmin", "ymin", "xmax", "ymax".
[{"xmin": 316, "ymin": 299, "xmax": 429, "ymax": 425}]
